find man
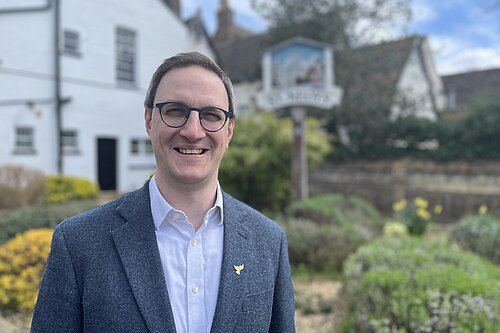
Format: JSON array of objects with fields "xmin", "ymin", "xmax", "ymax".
[{"xmin": 31, "ymin": 52, "xmax": 295, "ymax": 333}]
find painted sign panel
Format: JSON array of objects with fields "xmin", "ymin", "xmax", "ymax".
[
  {"xmin": 257, "ymin": 37, "xmax": 343, "ymax": 109},
  {"xmin": 271, "ymin": 44, "xmax": 325, "ymax": 88}
]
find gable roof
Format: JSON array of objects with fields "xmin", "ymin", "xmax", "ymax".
[
  {"xmin": 215, "ymin": 33, "xmax": 271, "ymax": 83},
  {"xmin": 441, "ymin": 68, "xmax": 500, "ymax": 107},
  {"xmin": 335, "ymin": 36, "xmax": 419, "ymax": 110}
]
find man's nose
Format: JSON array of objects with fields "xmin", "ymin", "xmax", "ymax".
[{"xmin": 179, "ymin": 111, "xmax": 206, "ymax": 140}]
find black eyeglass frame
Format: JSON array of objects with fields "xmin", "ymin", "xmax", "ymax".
[{"xmin": 153, "ymin": 101, "xmax": 234, "ymax": 132}]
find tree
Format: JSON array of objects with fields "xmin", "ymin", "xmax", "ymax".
[
  {"xmin": 251, "ymin": 0, "xmax": 412, "ymax": 49},
  {"xmin": 219, "ymin": 110, "xmax": 332, "ymax": 213}
]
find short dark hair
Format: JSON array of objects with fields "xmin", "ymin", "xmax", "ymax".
[{"xmin": 144, "ymin": 52, "xmax": 235, "ymax": 115}]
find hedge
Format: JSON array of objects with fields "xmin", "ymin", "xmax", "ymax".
[
  {"xmin": 343, "ymin": 237, "xmax": 500, "ymax": 332},
  {"xmin": 45, "ymin": 175, "xmax": 99, "ymax": 203},
  {"xmin": 450, "ymin": 214, "xmax": 500, "ymax": 264},
  {"xmin": 0, "ymin": 229, "xmax": 52, "ymax": 314},
  {"xmin": 0, "ymin": 199, "xmax": 98, "ymax": 244},
  {"xmin": 280, "ymin": 194, "xmax": 385, "ymax": 272}
]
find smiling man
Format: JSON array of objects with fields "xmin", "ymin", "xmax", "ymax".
[{"xmin": 32, "ymin": 52, "xmax": 296, "ymax": 333}]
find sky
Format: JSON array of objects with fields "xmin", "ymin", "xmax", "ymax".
[{"xmin": 182, "ymin": 0, "xmax": 500, "ymax": 76}]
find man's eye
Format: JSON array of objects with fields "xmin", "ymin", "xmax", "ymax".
[
  {"xmin": 202, "ymin": 109, "xmax": 224, "ymax": 122},
  {"xmin": 163, "ymin": 108, "xmax": 186, "ymax": 118}
]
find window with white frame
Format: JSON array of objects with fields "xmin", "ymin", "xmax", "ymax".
[
  {"xmin": 61, "ymin": 130, "xmax": 79, "ymax": 153},
  {"xmin": 14, "ymin": 127, "xmax": 35, "ymax": 154},
  {"xmin": 116, "ymin": 27, "xmax": 136, "ymax": 84},
  {"xmin": 447, "ymin": 90, "xmax": 457, "ymax": 109},
  {"xmin": 63, "ymin": 29, "xmax": 81, "ymax": 55},
  {"xmin": 130, "ymin": 138, "xmax": 153, "ymax": 156}
]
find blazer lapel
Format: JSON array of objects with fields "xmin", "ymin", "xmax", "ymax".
[
  {"xmin": 210, "ymin": 193, "xmax": 251, "ymax": 333},
  {"xmin": 112, "ymin": 184, "xmax": 176, "ymax": 333}
]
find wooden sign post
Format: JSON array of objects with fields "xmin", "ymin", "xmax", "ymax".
[{"xmin": 257, "ymin": 37, "xmax": 343, "ymax": 200}]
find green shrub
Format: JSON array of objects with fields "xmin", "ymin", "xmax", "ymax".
[
  {"xmin": 281, "ymin": 194, "xmax": 384, "ymax": 272},
  {"xmin": 450, "ymin": 214, "xmax": 500, "ymax": 264},
  {"xmin": 343, "ymin": 237, "xmax": 500, "ymax": 332},
  {"xmin": 0, "ymin": 228, "xmax": 52, "ymax": 314},
  {"xmin": 0, "ymin": 199, "xmax": 98, "ymax": 244},
  {"xmin": 279, "ymin": 217, "xmax": 365, "ymax": 272},
  {"xmin": 383, "ymin": 220, "xmax": 408, "ymax": 237},
  {"xmin": 46, "ymin": 175, "xmax": 99, "ymax": 203},
  {"xmin": 286, "ymin": 194, "xmax": 385, "ymax": 236},
  {"xmin": 0, "ymin": 165, "xmax": 47, "ymax": 210}
]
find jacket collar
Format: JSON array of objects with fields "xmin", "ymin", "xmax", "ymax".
[{"xmin": 112, "ymin": 183, "xmax": 177, "ymax": 333}]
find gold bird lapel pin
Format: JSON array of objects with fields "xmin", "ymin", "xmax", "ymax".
[{"xmin": 233, "ymin": 264, "xmax": 244, "ymax": 275}]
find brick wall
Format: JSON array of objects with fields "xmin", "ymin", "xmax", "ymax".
[{"xmin": 310, "ymin": 160, "xmax": 500, "ymax": 221}]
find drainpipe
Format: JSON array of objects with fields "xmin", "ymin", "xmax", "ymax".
[{"xmin": 54, "ymin": 0, "xmax": 63, "ymax": 174}]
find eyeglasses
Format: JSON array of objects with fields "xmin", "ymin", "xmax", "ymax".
[{"xmin": 154, "ymin": 101, "xmax": 234, "ymax": 132}]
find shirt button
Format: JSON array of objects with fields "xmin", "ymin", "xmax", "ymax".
[
  {"xmin": 192, "ymin": 285, "xmax": 199, "ymax": 294},
  {"xmin": 191, "ymin": 239, "xmax": 198, "ymax": 246}
]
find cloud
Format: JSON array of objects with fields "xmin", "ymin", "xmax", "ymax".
[
  {"xmin": 428, "ymin": 36, "xmax": 464, "ymax": 56},
  {"xmin": 229, "ymin": 0, "xmax": 257, "ymax": 16},
  {"xmin": 436, "ymin": 46, "xmax": 500, "ymax": 75},
  {"xmin": 411, "ymin": 0, "xmax": 438, "ymax": 24},
  {"xmin": 229, "ymin": 0, "xmax": 268, "ymax": 32}
]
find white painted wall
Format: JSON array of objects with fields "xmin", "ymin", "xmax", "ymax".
[
  {"xmin": 391, "ymin": 39, "xmax": 444, "ymax": 121},
  {"xmin": 0, "ymin": 4, "xmax": 58, "ymax": 172},
  {"xmin": 233, "ymin": 81, "xmax": 261, "ymax": 117},
  {"xmin": 0, "ymin": 0, "xmax": 215, "ymax": 192}
]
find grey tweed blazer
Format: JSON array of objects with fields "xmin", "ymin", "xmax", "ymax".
[{"xmin": 31, "ymin": 183, "xmax": 295, "ymax": 333}]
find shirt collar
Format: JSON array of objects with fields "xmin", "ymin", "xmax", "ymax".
[{"xmin": 149, "ymin": 175, "xmax": 224, "ymax": 231}]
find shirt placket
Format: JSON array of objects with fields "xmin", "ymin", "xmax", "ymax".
[{"xmin": 186, "ymin": 224, "xmax": 206, "ymax": 332}]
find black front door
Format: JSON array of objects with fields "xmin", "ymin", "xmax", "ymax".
[{"xmin": 97, "ymin": 138, "xmax": 117, "ymax": 190}]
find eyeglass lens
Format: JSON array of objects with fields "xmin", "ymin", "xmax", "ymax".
[{"xmin": 158, "ymin": 103, "xmax": 228, "ymax": 131}]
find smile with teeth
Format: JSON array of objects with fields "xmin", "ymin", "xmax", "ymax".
[{"xmin": 176, "ymin": 148, "xmax": 207, "ymax": 155}]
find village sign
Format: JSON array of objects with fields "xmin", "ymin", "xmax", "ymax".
[{"xmin": 257, "ymin": 36, "xmax": 343, "ymax": 110}]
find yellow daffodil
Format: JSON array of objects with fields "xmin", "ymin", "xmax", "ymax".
[
  {"xmin": 417, "ymin": 208, "xmax": 431, "ymax": 220},
  {"xmin": 414, "ymin": 197, "xmax": 429, "ymax": 209},
  {"xmin": 393, "ymin": 199, "xmax": 407, "ymax": 212},
  {"xmin": 478, "ymin": 205, "xmax": 488, "ymax": 215}
]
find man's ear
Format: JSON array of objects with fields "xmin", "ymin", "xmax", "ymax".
[
  {"xmin": 226, "ymin": 118, "xmax": 235, "ymax": 148},
  {"xmin": 145, "ymin": 107, "xmax": 153, "ymax": 134}
]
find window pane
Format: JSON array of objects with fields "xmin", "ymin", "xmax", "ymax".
[
  {"xmin": 63, "ymin": 30, "xmax": 80, "ymax": 53},
  {"xmin": 61, "ymin": 130, "xmax": 78, "ymax": 149},
  {"xmin": 15, "ymin": 127, "xmax": 34, "ymax": 149},
  {"xmin": 116, "ymin": 27, "xmax": 136, "ymax": 83}
]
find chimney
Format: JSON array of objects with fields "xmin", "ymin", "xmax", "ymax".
[{"xmin": 214, "ymin": 0, "xmax": 233, "ymax": 42}]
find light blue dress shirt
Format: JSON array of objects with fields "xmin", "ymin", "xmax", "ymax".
[{"xmin": 149, "ymin": 176, "xmax": 224, "ymax": 333}]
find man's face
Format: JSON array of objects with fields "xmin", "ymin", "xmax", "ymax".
[{"xmin": 145, "ymin": 65, "xmax": 234, "ymax": 188}]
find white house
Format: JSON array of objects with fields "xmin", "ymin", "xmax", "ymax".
[{"xmin": 0, "ymin": 0, "xmax": 215, "ymax": 192}]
